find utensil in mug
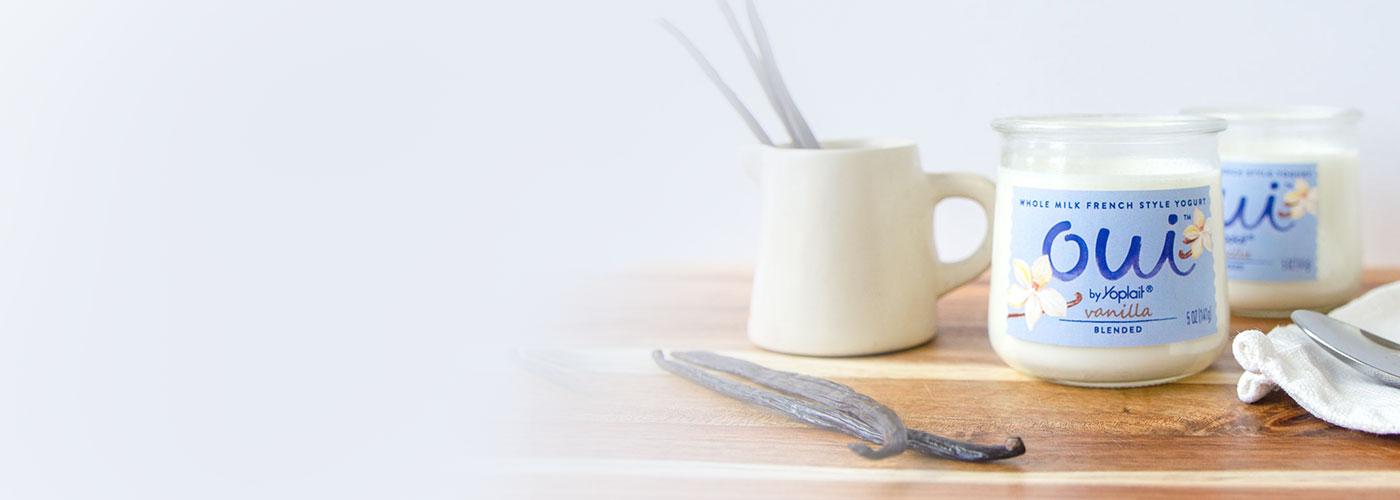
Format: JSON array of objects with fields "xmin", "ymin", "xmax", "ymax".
[{"xmin": 744, "ymin": 138, "xmax": 996, "ymax": 356}]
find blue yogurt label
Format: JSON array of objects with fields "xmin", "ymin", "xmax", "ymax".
[
  {"xmin": 1006, "ymin": 185, "xmax": 1218, "ymax": 348},
  {"xmin": 1221, "ymin": 162, "xmax": 1319, "ymax": 281}
]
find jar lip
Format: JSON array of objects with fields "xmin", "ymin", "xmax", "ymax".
[
  {"xmin": 991, "ymin": 114, "xmax": 1228, "ymax": 137},
  {"xmin": 1182, "ymin": 105, "xmax": 1362, "ymax": 125}
]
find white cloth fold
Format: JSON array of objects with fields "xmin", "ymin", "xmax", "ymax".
[{"xmin": 1233, "ymin": 281, "xmax": 1400, "ymax": 434}]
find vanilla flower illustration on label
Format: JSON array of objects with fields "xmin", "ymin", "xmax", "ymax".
[
  {"xmin": 1221, "ymin": 163, "xmax": 1319, "ymax": 281},
  {"xmin": 1005, "ymin": 185, "xmax": 1217, "ymax": 348},
  {"xmin": 1180, "ymin": 208, "xmax": 1213, "ymax": 260},
  {"xmin": 1007, "ymin": 255, "xmax": 1069, "ymax": 330},
  {"xmin": 1281, "ymin": 178, "xmax": 1318, "ymax": 220}
]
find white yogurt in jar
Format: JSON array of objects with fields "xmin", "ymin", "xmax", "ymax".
[
  {"xmin": 1183, "ymin": 107, "xmax": 1362, "ymax": 317},
  {"xmin": 987, "ymin": 115, "xmax": 1229, "ymax": 387}
]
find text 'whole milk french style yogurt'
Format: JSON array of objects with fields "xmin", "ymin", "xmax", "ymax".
[
  {"xmin": 1184, "ymin": 106, "xmax": 1362, "ymax": 317},
  {"xmin": 988, "ymin": 115, "xmax": 1229, "ymax": 387}
]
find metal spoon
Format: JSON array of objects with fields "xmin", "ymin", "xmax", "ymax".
[{"xmin": 1291, "ymin": 310, "xmax": 1400, "ymax": 387}]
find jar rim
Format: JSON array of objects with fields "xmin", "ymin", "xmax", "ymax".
[
  {"xmin": 991, "ymin": 114, "xmax": 1228, "ymax": 137},
  {"xmin": 1182, "ymin": 105, "xmax": 1362, "ymax": 125}
]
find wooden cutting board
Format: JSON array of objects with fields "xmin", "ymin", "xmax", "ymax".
[{"xmin": 502, "ymin": 268, "xmax": 1400, "ymax": 499}]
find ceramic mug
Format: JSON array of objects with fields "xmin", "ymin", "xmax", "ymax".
[{"xmin": 744, "ymin": 138, "xmax": 996, "ymax": 356}]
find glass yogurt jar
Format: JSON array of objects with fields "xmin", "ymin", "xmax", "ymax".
[
  {"xmin": 987, "ymin": 115, "xmax": 1229, "ymax": 387},
  {"xmin": 1182, "ymin": 106, "xmax": 1362, "ymax": 317}
]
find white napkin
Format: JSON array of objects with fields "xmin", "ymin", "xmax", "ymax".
[{"xmin": 1233, "ymin": 281, "xmax": 1400, "ymax": 434}]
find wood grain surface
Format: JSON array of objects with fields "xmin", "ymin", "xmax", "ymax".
[{"xmin": 502, "ymin": 268, "xmax": 1400, "ymax": 499}]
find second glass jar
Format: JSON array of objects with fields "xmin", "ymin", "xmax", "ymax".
[{"xmin": 1183, "ymin": 106, "xmax": 1362, "ymax": 317}]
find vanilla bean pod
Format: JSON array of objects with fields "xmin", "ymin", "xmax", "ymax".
[
  {"xmin": 672, "ymin": 350, "xmax": 907, "ymax": 459},
  {"xmin": 658, "ymin": 19, "xmax": 774, "ymax": 146},
  {"xmin": 906, "ymin": 429, "xmax": 1025, "ymax": 462},
  {"xmin": 788, "ymin": 403, "xmax": 1022, "ymax": 462},
  {"xmin": 653, "ymin": 350, "xmax": 1025, "ymax": 462},
  {"xmin": 743, "ymin": 0, "xmax": 818, "ymax": 148},
  {"xmin": 716, "ymin": 0, "xmax": 801, "ymax": 146},
  {"xmin": 673, "ymin": 351, "xmax": 1023, "ymax": 462},
  {"xmin": 651, "ymin": 350, "xmax": 887, "ymax": 457},
  {"xmin": 673, "ymin": 351, "xmax": 1023, "ymax": 461}
]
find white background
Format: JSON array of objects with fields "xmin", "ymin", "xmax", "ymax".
[
  {"xmin": 0, "ymin": 1, "xmax": 1397, "ymax": 499},
  {"xmin": 506, "ymin": 0, "xmax": 1400, "ymax": 274}
]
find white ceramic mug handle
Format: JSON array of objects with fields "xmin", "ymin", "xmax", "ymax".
[{"xmin": 926, "ymin": 172, "xmax": 996, "ymax": 297}]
